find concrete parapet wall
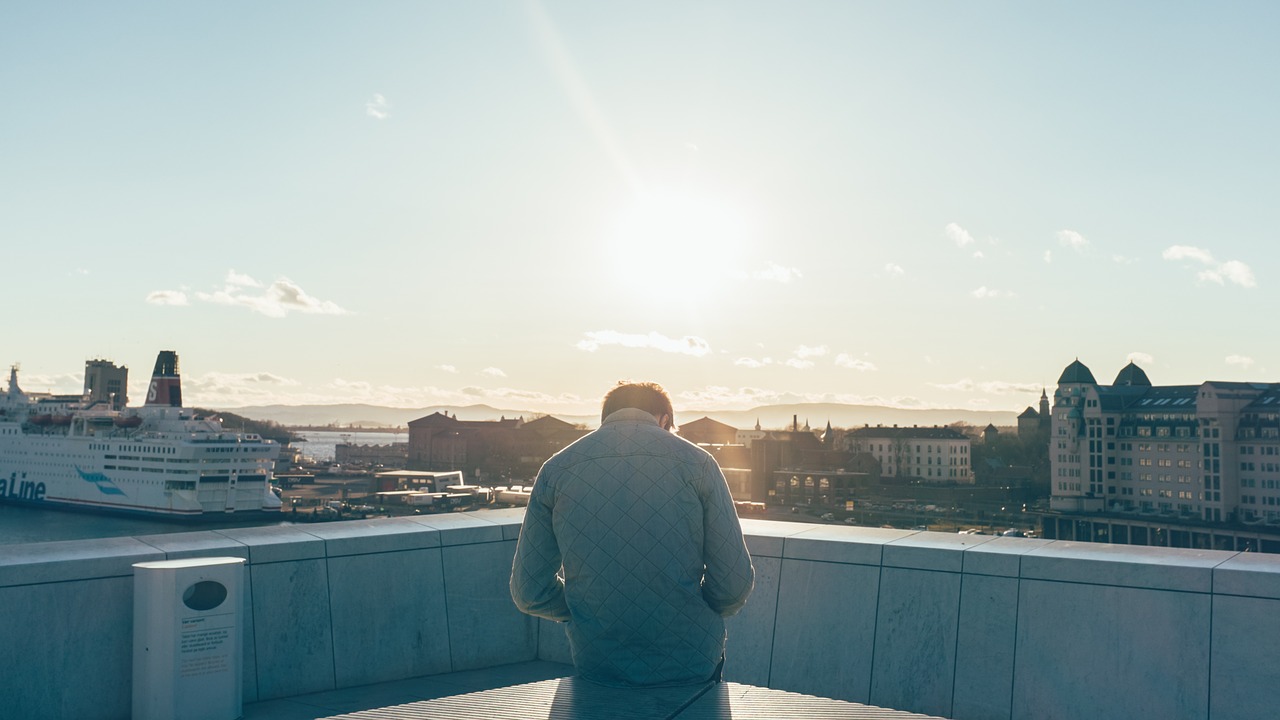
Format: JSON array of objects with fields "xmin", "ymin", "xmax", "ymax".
[
  {"xmin": 0, "ymin": 508, "xmax": 536, "ymax": 720},
  {"xmin": 726, "ymin": 519, "xmax": 1280, "ymax": 720},
  {"xmin": 0, "ymin": 511, "xmax": 1277, "ymax": 719}
]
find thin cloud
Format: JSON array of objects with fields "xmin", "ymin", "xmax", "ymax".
[
  {"xmin": 1203, "ymin": 260, "xmax": 1256, "ymax": 288},
  {"xmin": 784, "ymin": 358, "xmax": 814, "ymax": 370},
  {"xmin": 146, "ymin": 290, "xmax": 189, "ymax": 306},
  {"xmin": 226, "ymin": 270, "xmax": 262, "ymax": 288},
  {"xmin": 930, "ymin": 378, "xmax": 1039, "ymax": 395},
  {"xmin": 946, "ymin": 223, "xmax": 975, "ymax": 248},
  {"xmin": 1043, "ymin": 250, "xmax": 1052, "ymax": 264},
  {"xmin": 674, "ymin": 386, "xmax": 936, "ymax": 411},
  {"xmin": 835, "ymin": 354, "xmax": 877, "ymax": 371},
  {"xmin": 1057, "ymin": 230, "xmax": 1089, "ymax": 251},
  {"xmin": 436, "ymin": 365, "xmax": 459, "ymax": 374},
  {"xmin": 196, "ymin": 275, "xmax": 350, "ymax": 318},
  {"xmin": 1162, "ymin": 245, "xmax": 1256, "ymax": 288},
  {"xmin": 883, "ymin": 263, "xmax": 905, "ymax": 278},
  {"xmin": 481, "ymin": 367, "xmax": 507, "ymax": 378},
  {"xmin": 16, "ymin": 372, "xmax": 83, "ymax": 394},
  {"xmin": 734, "ymin": 357, "xmax": 773, "ymax": 368},
  {"xmin": 1226, "ymin": 355, "xmax": 1255, "ymax": 369},
  {"xmin": 1127, "ymin": 352, "xmax": 1154, "ymax": 365},
  {"xmin": 366, "ymin": 93, "xmax": 389, "ymax": 120},
  {"xmin": 793, "ymin": 345, "xmax": 828, "ymax": 359},
  {"xmin": 1163, "ymin": 245, "xmax": 1215, "ymax": 264},
  {"xmin": 576, "ymin": 330, "xmax": 711, "ymax": 357}
]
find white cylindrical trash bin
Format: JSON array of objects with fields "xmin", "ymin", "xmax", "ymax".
[{"xmin": 133, "ymin": 557, "xmax": 246, "ymax": 720}]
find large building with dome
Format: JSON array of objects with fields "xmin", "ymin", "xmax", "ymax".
[{"xmin": 1050, "ymin": 358, "xmax": 1280, "ymax": 526}]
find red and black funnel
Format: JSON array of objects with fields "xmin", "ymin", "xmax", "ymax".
[{"xmin": 145, "ymin": 351, "xmax": 183, "ymax": 407}]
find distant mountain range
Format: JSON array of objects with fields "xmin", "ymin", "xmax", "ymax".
[{"xmin": 223, "ymin": 402, "xmax": 1019, "ymax": 431}]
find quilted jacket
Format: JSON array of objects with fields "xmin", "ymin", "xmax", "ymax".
[{"xmin": 510, "ymin": 407, "xmax": 755, "ymax": 687}]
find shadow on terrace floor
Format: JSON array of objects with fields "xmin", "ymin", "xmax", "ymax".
[
  {"xmin": 242, "ymin": 660, "xmax": 575, "ymax": 720},
  {"xmin": 242, "ymin": 660, "xmax": 943, "ymax": 719}
]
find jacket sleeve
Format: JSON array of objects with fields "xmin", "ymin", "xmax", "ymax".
[
  {"xmin": 509, "ymin": 468, "xmax": 572, "ymax": 622},
  {"xmin": 696, "ymin": 454, "xmax": 755, "ymax": 617}
]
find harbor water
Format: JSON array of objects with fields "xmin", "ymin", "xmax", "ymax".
[
  {"xmin": 292, "ymin": 429, "xmax": 406, "ymax": 462},
  {"xmin": 0, "ymin": 503, "xmax": 295, "ymax": 546}
]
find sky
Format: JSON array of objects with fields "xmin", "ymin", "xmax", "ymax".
[{"xmin": 3, "ymin": 2, "xmax": 1279, "ymax": 418}]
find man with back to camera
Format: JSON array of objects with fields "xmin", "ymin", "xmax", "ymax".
[{"xmin": 510, "ymin": 381, "xmax": 755, "ymax": 687}]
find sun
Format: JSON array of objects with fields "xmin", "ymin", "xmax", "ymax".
[{"xmin": 609, "ymin": 190, "xmax": 751, "ymax": 299}]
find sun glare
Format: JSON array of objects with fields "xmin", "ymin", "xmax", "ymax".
[{"xmin": 610, "ymin": 191, "xmax": 751, "ymax": 299}]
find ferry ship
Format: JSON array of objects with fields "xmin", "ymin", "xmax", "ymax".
[{"xmin": 0, "ymin": 351, "xmax": 282, "ymax": 519}]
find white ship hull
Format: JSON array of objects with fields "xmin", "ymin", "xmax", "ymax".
[
  {"xmin": 0, "ymin": 351, "xmax": 283, "ymax": 520},
  {"xmin": 0, "ymin": 422, "xmax": 282, "ymax": 519}
]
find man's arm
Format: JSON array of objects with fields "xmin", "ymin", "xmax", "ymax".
[
  {"xmin": 510, "ymin": 469, "xmax": 572, "ymax": 622},
  {"xmin": 696, "ymin": 455, "xmax": 755, "ymax": 617}
]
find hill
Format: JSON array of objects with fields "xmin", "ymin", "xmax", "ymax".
[{"xmin": 223, "ymin": 402, "xmax": 1016, "ymax": 432}]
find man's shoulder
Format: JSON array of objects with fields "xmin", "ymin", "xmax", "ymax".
[{"xmin": 658, "ymin": 430, "xmax": 716, "ymax": 464}]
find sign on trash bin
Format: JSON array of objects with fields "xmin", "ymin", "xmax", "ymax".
[{"xmin": 133, "ymin": 557, "xmax": 246, "ymax": 720}]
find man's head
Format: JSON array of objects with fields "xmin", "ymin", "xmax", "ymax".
[{"xmin": 601, "ymin": 381, "xmax": 674, "ymax": 429}]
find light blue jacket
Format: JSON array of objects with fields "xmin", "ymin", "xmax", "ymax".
[{"xmin": 510, "ymin": 408, "xmax": 755, "ymax": 687}]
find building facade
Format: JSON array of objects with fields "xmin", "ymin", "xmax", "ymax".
[
  {"xmin": 842, "ymin": 426, "xmax": 972, "ymax": 483},
  {"xmin": 1050, "ymin": 359, "xmax": 1280, "ymax": 525},
  {"xmin": 83, "ymin": 359, "xmax": 128, "ymax": 409},
  {"xmin": 406, "ymin": 412, "xmax": 586, "ymax": 480}
]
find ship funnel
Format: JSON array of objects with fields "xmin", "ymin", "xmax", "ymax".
[{"xmin": 145, "ymin": 351, "xmax": 183, "ymax": 407}]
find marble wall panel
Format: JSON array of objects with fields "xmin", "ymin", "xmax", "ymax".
[
  {"xmin": 962, "ymin": 537, "xmax": 1051, "ymax": 578},
  {"xmin": 250, "ymin": 558, "xmax": 336, "ymax": 700},
  {"xmin": 408, "ymin": 514, "xmax": 505, "ymax": 546},
  {"xmin": 241, "ymin": 563, "xmax": 259, "ymax": 703},
  {"xmin": 769, "ymin": 558, "xmax": 880, "ymax": 702},
  {"xmin": 783, "ymin": 526, "xmax": 911, "ymax": 565},
  {"xmin": 1210, "ymin": 595, "xmax": 1280, "ymax": 720},
  {"xmin": 723, "ymin": 554, "xmax": 781, "ymax": 686},
  {"xmin": 883, "ymin": 532, "xmax": 991, "ymax": 573},
  {"xmin": 1020, "ymin": 542, "xmax": 1225, "ymax": 593},
  {"xmin": 869, "ymin": 566, "xmax": 962, "ymax": 718},
  {"xmin": 0, "ymin": 536, "xmax": 162, "ymax": 586},
  {"xmin": 539, "ymin": 617, "xmax": 573, "ymax": 664},
  {"xmin": 535, "ymin": 617, "xmax": 570, "ymax": 661},
  {"xmin": 739, "ymin": 519, "xmax": 817, "ymax": 558},
  {"xmin": 327, "ymin": 547, "xmax": 451, "ymax": 687},
  {"xmin": 1212, "ymin": 552, "xmax": 1280, "ymax": 599},
  {"xmin": 135, "ymin": 530, "xmax": 250, "ymax": 561},
  {"xmin": 303, "ymin": 518, "xmax": 440, "ymax": 557},
  {"xmin": 1012, "ymin": 579, "xmax": 1210, "ymax": 720},
  {"xmin": 952, "ymin": 574, "xmax": 1019, "ymax": 720},
  {"xmin": 442, "ymin": 538, "xmax": 538, "ymax": 671},
  {"xmin": 0, "ymin": 577, "xmax": 134, "ymax": 720},
  {"xmin": 216, "ymin": 525, "xmax": 325, "ymax": 564}
]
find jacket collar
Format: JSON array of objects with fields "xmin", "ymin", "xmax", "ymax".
[{"xmin": 601, "ymin": 407, "xmax": 660, "ymax": 426}]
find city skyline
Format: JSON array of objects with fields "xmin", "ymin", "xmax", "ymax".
[{"xmin": 4, "ymin": 2, "xmax": 1278, "ymax": 416}]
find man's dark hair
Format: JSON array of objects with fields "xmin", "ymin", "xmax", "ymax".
[{"xmin": 601, "ymin": 381, "xmax": 673, "ymax": 422}]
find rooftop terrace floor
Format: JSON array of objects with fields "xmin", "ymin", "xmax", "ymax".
[{"xmin": 242, "ymin": 660, "xmax": 942, "ymax": 720}]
